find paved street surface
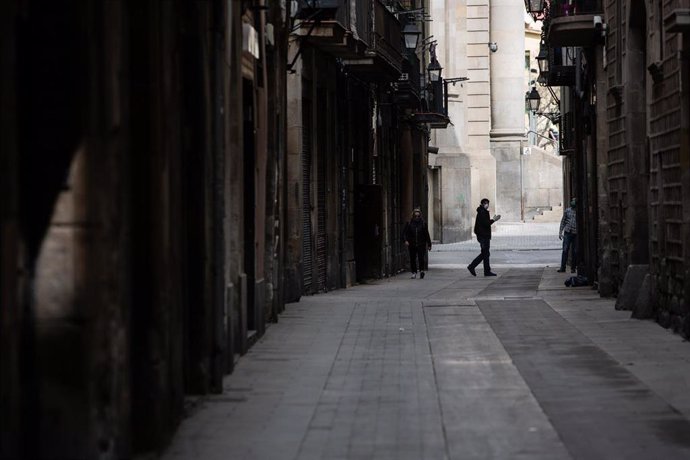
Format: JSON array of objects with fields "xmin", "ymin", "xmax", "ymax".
[{"xmin": 163, "ymin": 226, "xmax": 690, "ymax": 460}]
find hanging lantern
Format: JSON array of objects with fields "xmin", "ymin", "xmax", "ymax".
[
  {"xmin": 524, "ymin": 0, "xmax": 546, "ymax": 14},
  {"xmin": 536, "ymin": 41, "xmax": 550, "ymax": 75},
  {"xmin": 526, "ymin": 86, "xmax": 541, "ymax": 113},
  {"xmin": 402, "ymin": 22, "xmax": 421, "ymax": 50},
  {"xmin": 427, "ymin": 58, "xmax": 442, "ymax": 82}
]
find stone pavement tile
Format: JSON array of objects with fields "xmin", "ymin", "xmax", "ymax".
[
  {"xmin": 424, "ymin": 303, "xmax": 570, "ymax": 460},
  {"xmin": 480, "ymin": 297, "xmax": 690, "ymax": 459},
  {"xmin": 537, "ymin": 270, "xmax": 690, "ymax": 418},
  {"xmin": 164, "ymin": 264, "xmax": 690, "ymax": 460},
  {"xmin": 433, "ymin": 223, "xmax": 561, "ymax": 251}
]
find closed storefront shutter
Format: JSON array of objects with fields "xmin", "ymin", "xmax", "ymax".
[{"xmin": 302, "ymin": 104, "xmax": 313, "ymax": 294}]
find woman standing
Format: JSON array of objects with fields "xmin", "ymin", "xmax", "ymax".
[{"xmin": 403, "ymin": 208, "xmax": 432, "ymax": 279}]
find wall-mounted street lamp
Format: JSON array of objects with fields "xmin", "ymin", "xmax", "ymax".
[
  {"xmin": 428, "ymin": 58, "xmax": 442, "ymax": 82},
  {"xmin": 526, "ymin": 86, "xmax": 541, "ymax": 113},
  {"xmin": 402, "ymin": 22, "xmax": 421, "ymax": 50},
  {"xmin": 536, "ymin": 41, "xmax": 549, "ymax": 77},
  {"xmin": 525, "ymin": 85, "xmax": 560, "ymax": 122},
  {"xmin": 523, "ymin": 0, "xmax": 545, "ymax": 14}
]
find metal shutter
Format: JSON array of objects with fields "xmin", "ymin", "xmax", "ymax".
[{"xmin": 302, "ymin": 104, "xmax": 313, "ymax": 294}]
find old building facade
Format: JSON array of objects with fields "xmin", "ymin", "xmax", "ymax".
[
  {"xmin": 285, "ymin": 0, "xmax": 438, "ymax": 295},
  {"xmin": 0, "ymin": 0, "xmax": 290, "ymax": 457},
  {"xmin": 0, "ymin": 0, "xmax": 443, "ymax": 458},
  {"xmin": 428, "ymin": 0, "xmax": 566, "ymax": 242},
  {"xmin": 534, "ymin": 0, "xmax": 690, "ymax": 336}
]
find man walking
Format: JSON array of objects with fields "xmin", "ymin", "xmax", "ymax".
[
  {"xmin": 467, "ymin": 198, "xmax": 501, "ymax": 277},
  {"xmin": 558, "ymin": 198, "xmax": 577, "ymax": 273}
]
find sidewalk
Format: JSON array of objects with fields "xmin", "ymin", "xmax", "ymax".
[
  {"xmin": 434, "ymin": 222, "xmax": 561, "ymax": 251},
  {"xmin": 162, "ymin": 264, "xmax": 690, "ymax": 460}
]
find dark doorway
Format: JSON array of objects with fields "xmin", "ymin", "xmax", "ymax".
[
  {"xmin": 355, "ymin": 184, "xmax": 383, "ymax": 281},
  {"xmin": 15, "ymin": 2, "xmax": 88, "ymax": 458}
]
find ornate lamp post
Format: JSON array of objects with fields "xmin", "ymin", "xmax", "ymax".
[
  {"xmin": 526, "ymin": 86, "xmax": 541, "ymax": 113},
  {"xmin": 402, "ymin": 22, "xmax": 421, "ymax": 50},
  {"xmin": 427, "ymin": 58, "xmax": 442, "ymax": 82},
  {"xmin": 536, "ymin": 42, "xmax": 550, "ymax": 77}
]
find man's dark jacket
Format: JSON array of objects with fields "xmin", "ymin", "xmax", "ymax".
[{"xmin": 473, "ymin": 206, "xmax": 495, "ymax": 239}]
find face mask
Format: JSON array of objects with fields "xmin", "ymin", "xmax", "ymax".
[{"xmin": 570, "ymin": 201, "xmax": 576, "ymax": 208}]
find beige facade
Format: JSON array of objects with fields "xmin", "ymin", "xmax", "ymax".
[
  {"xmin": 428, "ymin": 0, "xmax": 495, "ymax": 242},
  {"xmin": 428, "ymin": 0, "xmax": 564, "ymax": 241},
  {"xmin": 523, "ymin": 17, "xmax": 563, "ymax": 219}
]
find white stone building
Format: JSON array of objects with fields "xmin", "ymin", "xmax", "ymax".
[{"xmin": 427, "ymin": 0, "xmax": 563, "ymax": 241}]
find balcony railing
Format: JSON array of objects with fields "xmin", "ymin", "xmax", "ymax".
[
  {"xmin": 546, "ymin": 46, "xmax": 575, "ymax": 86},
  {"xmin": 371, "ymin": 0, "xmax": 402, "ymax": 67},
  {"xmin": 330, "ymin": 0, "xmax": 372, "ymax": 47},
  {"xmin": 293, "ymin": 0, "xmax": 371, "ymax": 58},
  {"xmin": 549, "ymin": 0, "xmax": 602, "ymax": 19},
  {"xmin": 341, "ymin": 0, "xmax": 403, "ymax": 81},
  {"xmin": 295, "ymin": 0, "xmax": 376, "ymax": 48},
  {"xmin": 546, "ymin": 0, "xmax": 603, "ymax": 46},
  {"xmin": 397, "ymin": 51, "xmax": 421, "ymax": 100},
  {"xmin": 559, "ymin": 111, "xmax": 575, "ymax": 154}
]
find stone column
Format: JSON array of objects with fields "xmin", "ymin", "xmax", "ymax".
[
  {"xmin": 429, "ymin": 0, "xmax": 496, "ymax": 242},
  {"xmin": 490, "ymin": 0, "xmax": 525, "ymax": 221}
]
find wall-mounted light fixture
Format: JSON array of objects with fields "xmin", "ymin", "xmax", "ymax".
[
  {"xmin": 536, "ymin": 41, "xmax": 549, "ymax": 76},
  {"xmin": 523, "ymin": 0, "xmax": 545, "ymax": 14},
  {"xmin": 526, "ymin": 86, "xmax": 541, "ymax": 113},
  {"xmin": 428, "ymin": 58, "xmax": 442, "ymax": 82},
  {"xmin": 402, "ymin": 22, "xmax": 421, "ymax": 50},
  {"xmin": 488, "ymin": 42, "xmax": 498, "ymax": 53}
]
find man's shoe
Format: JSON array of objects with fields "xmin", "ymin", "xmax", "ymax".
[
  {"xmin": 557, "ymin": 269, "xmax": 565, "ymax": 273},
  {"xmin": 411, "ymin": 272, "xmax": 417, "ymax": 279},
  {"xmin": 420, "ymin": 271, "xmax": 425, "ymax": 279},
  {"xmin": 484, "ymin": 272, "xmax": 497, "ymax": 277},
  {"xmin": 467, "ymin": 266, "xmax": 476, "ymax": 277}
]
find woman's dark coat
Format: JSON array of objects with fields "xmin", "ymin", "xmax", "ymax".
[{"xmin": 403, "ymin": 218, "xmax": 432, "ymax": 248}]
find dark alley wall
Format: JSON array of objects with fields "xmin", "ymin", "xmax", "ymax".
[{"xmin": 0, "ymin": 1, "xmax": 289, "ymax": 458}]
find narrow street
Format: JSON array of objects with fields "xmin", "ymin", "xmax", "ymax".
[
  {"xmin": 163, "ymin": 224, "xmax": 690, "ymax": 460},
  {"xmin": 5, "ymin": 2, "xmax": 690, "ymax": 459}
]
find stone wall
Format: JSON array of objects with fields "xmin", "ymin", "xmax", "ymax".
[
  {"xmin": 522, "ymin": 147, "xmax": 564, "ymax": 213},
  {"xmin": 600, "ymin": 0, "xmax": 690, "ymax": 335}
]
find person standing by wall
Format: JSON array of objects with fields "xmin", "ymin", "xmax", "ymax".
[
  {"xmin": 403, "ymin": 208, "xmax": 432, "ymax": 279},
  {"xmin": 467, "ymin": 198, "xmax": 501, "ymax": 277},
  {"xmin": 558, "ymin": 197, "xmax": 577, "ymax": 273}
]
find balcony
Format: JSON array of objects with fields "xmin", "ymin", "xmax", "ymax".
[
  {"xmin": 665, "ymin": 9, "xmax": 690, "ymax": 33},
  {"xmin": 547, "ymin": 0, "xmax": 603, "ymax": 47},
  {"xmin": 544, "ymin": 47, "xmax": 575, "ymax": 87},
  {"xmin": 559, "ymin": 111, "xmax": 575, "ymax": 155},
  {"xmin": 411, "ymin": 82, "xmax": 450, "ymax": 129},
  {"xmin": 394, "ymin": 51, "xmax": 421, "ymax": 107},
  {"xmin": 343, "ymin": 0, "xmax": 404, "ymax": 81},
  {"xmin": 293, "ymin": 0, "xmax": 370, "ymax": 59}
]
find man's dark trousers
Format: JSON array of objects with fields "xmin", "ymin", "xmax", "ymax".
[
  {"xmin": 560, "ymin": 232, "xmax": 577, "ymax": 271},
  {"xmin": 469, "ymin": 236, "xmax": 491, "ymax": 274}
]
